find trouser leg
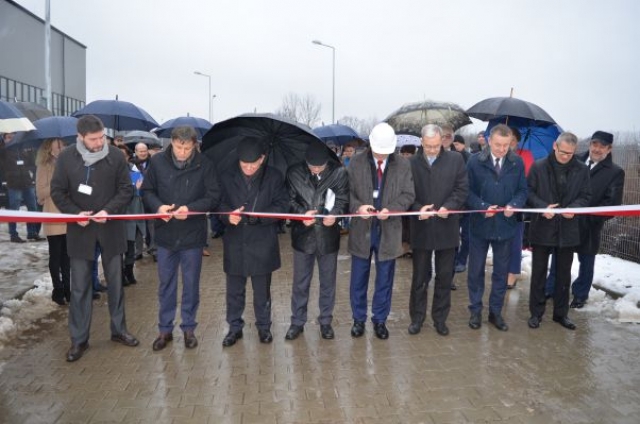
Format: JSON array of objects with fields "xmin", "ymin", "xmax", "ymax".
[
  {"xmin": 553, "ymin": 247, "xmax": 574, "ymax": 319},
  {"xmin": 179, "ymin": 247, "xmax": 203, "ymax": 332},
  {"xmin": 371, "ymin": 251, "xmax": 396, "ymax": 324},
  {"xmin": 68, "ymin": 258, "xmax": 93, "ymax": 344},
  {"xmin": 251, "ymin": 274, "xmax": 272, "ymax": 330},
  {"xmin": 157, "ymin": 247, "xmax": 180, "ymax": 333},
  {"xmin": 467, "ymin": 234, "xmax": 489, "ymax": 314},
  {"xmin": 530, "ymin": 245, "xmax": 552, "ymax": 318},
  {"xmin": 290, "ymin": 249, "xmax": 315, "ymax": 326},
  {"xmin": 226, "ymin": 274, "xmax": 247, "ymax": 332},
  {"xmin": 433, "ymin": 248, "xmax": 454, "ymax": 324},
  {"xmin": 103, "ymin": 254, "xmax": 127, "ymax": 335},
  {"xmin": 350, "ymin": 253, "xmax": 372, "ymax": 322},
  {"xmin": 317, "ymin": 251, "xmax": 338, "ymax": 325},
  {"xmin": 488, "ymin": 239, "xmax": 512, "ymax": 315},
  {"xmin": 409, "ymin": 249, "xmax": 431, "ymax": 325}
]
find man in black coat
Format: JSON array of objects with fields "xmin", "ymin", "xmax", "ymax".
[
  {"xmin": 142, "ymin": 126, "xmax": 221, "ymax": 351},
  {"xmin": 570, "ymin": 131, "xmax": 625, "ymax": 308},
  {"xmin": 408, "ymin": 124, "xmax": 468, "ymax": 336},
  {"xmin": 51, "ymin": 115, "xmax": 138, "ymax": 362},
  {"xmin": 218, "ymin": 138, "xmax": 289, "ymax": 347},
  {"xmin": 527, "ymin": 132, "xmax": 591, "ymax": 330},
  {"xmin": 284, "ymin": 142, "xmax": 349, "ymax": 341}
]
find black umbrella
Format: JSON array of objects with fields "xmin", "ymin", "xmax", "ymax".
[
  {"xmin": 385, "ymin": 100, "xmax": 471, "ymax": 136},
  {"xmin": 12, "ymin": 102, "xmax": 53, "ymax": 122},
  {"xmin": 202, "ymin": 113, "xmax": 337, "ymax": 176},
  {"xmin": 154, "ymin": 116, "xmax": 212, "ymax": 139},
  {"xmin": 466, "ymin": 96, "xmax": 557, "ymax": 124},
  {"xmin": 72, "ymin": 99, "xmax": 158, "ymax": 131}
]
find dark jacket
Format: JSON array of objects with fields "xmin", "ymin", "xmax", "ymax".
[
  {"xmin": 347, "ymin": 150, "xmax": 415, "ymax": 261},
  {"xmin": 218, "ymin": 164, "xmax": 289, "ymax": 277},
  {"xmin": 467, "ymin": 149, "xmax": 528, "ymax": 241},
  {"xmin": 575, "ymin": 151, "xmax": 625, "ymax": 254},
  {"xmin": 50, "ymin": 144, "xmax": 133, "ymax": 260},
  {"xmin": 0, "ymin": 140, "xmax": 36, "ymax": 189},
  {"xmin": 141, "ymin": 146, "xmax": 221, "ymax": 251},
  {"xmin": 409, "ymin": 148, "xmax": 468, "ymax": 251},
  {"xmin": 286, "ymin": 160, "xmax": 349, "ymax": 255},
  {"xmin": 527, "ymin": 153, "xmax": 591, "ymax": 247}
]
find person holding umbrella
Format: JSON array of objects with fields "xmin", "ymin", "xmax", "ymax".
[{"xmin": 219, "ymin": 138, "xmax": 289, "ymax": 347}]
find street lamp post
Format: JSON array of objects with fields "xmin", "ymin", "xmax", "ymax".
[
  {"xmin": 312, "ymin": 40, "xmax": 335, "ymax": 124},
  {"xmin": 193, "ymin": 71, "xmax": 212, "ymax": 122},
  {"xmin": 211, "ymin": 94, "xmax": 217, "ymax": 123}
]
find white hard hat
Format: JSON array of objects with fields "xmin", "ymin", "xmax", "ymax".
[{"xmin": 369, "ymin": 123, "xmax": 397, "ymax": 154}]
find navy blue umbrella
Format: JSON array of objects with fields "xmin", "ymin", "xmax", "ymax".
[
  {"xmin": 72, "ymin": 99, "xmax": 158, "ymax": 131},
  {"xmin": 154, "ymin": 116, "xmax": 212, "ymax": 139},
  {"xmin": 9, "ymin": 116, "xmax": 79, "ymax": 149},
  {"xmin": 313, "ymin": 124, "xmax": 359, "ymax": 146}
]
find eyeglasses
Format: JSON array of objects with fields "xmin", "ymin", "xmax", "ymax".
[
  {"xmin": 423, "ymin": 144, "xmax": 441, "ymax": 151},
  {"xmin": 556, "ymin": 149, "xmax": 575, "ymax": 157}
]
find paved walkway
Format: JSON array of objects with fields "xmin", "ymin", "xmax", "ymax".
[{"xmin": 1, "ymin": 235, "xmax": 640, "ymax": 423}]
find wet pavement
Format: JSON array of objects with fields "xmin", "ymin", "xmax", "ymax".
[{"xmin": 1, "ymin": 234, "xmax": 640, "ymax": 423}]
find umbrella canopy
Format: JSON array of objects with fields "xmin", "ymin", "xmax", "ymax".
[
  {"xmin": 0, "ymin": 100, "xmax": 36, "ymax": 133},
  {"xmin": 396, "ymin": 134, "xmax": 422, "ymax": 148},
  {"xmin": 72, "ymin": 99, "xmax": 158, "ymax": 131},
  {"xmin": 12, "ymin": 102, "xmax": 53, "ymax": 122},
  {"xmin": 467, "ymin": 96, "xmax": 557, "ymax": 124},
  {"xmin": 153, "ymin": 116, "xmax": 213, "ymax": 139},
  {"xmin": 486, "ymin": 116, "xmax": 562, "ymax": 160},
  {"xmin": 8, "ymin": 116, "xmax": 78, "ymax": 149},
  {"xmin": 202, "ymin": 113, "xmax": 338, "ymax": 176},
  {"xmin": 123, "ymin": 130, "xmax": 161, "ymax": 148},
  {"xmin": 313, "ymin": 124, "xmax": 359, "ymax": 146},
  {"xmin": 385, "ymin": 100, "xmax": 471, "ymax": 136}
]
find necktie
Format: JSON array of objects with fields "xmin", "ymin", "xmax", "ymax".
[
  {"xmin": 377, "ymin": 160, "xmax": 384, "ymax": 187},
  {"xmin": 494, "ymin": 157, "xmax": 501, "ymax": 174}
]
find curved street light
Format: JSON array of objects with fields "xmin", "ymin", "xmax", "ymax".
[{"xmin": 312, "ymin": 40, "xmax": 335, "ymax": 124}]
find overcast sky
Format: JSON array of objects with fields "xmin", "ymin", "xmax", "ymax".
[{"xmin": 13, "ymin": 0, "xmax": 640, "ymax": 137}]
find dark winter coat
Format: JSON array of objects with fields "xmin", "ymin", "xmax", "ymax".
[
  {"xmin": 575, "ymin": 151, "xmax": 625, "ymax": 255},
  {"xmin": 347, "ymin": 150, "xmax": 415, "ymax": 261},
  {"xmin": 50, "ymin": 144, "xmax": 133, "ymax": 260},
  {"xmin": 141, "ymin": 146, "xmax": 221, "ymax": 251},
  {"xmin": 0, "ymin": 140, "xmax": 36, "ymax": 189},
  {"xmin": 286, "ymin": 160, "xmax": 349, "ymax": 255},
  {"xmin": 409, "ymin": 148, "xmax": 468, "ymax": 251},
  {"xmin": 467, "ymin": 149, "xmax": 528, "ymax": 241},
  {"xmin": 527, "ymin": 153, "xmax": 591, "ymax": 247},
  {"xmin": 218, "ymin": 164, "xmax": 289, "ymax": 277}
]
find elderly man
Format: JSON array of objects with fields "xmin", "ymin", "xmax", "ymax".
[
  {"xmin": 51, "ymin": 115, "xmax": 138, "ymax": 362},
  {"xmin": 527, "ymin": 132, "xmax": 591, "ymax": 330},
  {"xmin": 466, "ymin": 124, "xmax": 528, "ymax": 331},
  {"xmin": 133, "ymin": 142, "xmax": 150, "ymax": 171},
  {"xmin": 348, "ymin": 123, "xmax": 415, "ymax": 340},
  {"xmin": 284, "ymin": 142, "xmax": 349, "ymax": 340},
  {"xmin": 142, "ymin": 126, "xmax": 221, "ymax": 351},
  {"xmin": 408, "ymin": 124, "xmax": 468, "ymax": 336}
]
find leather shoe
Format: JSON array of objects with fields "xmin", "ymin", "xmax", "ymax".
[
  {"xmin": 570, "ymin": 298, "xmax": 586, "ymax": 309},
  {"xmin": 373, "ymin": 322, "xmax": 389, "ymax": 340},
  {"xmin": 66, "ymin": 342, "xmax": 89, "ymax": 362},
  {"xmin": 152, "ymin": 333, "xmax": 173, "ymax": 351},
  {"xmin": 320, "ymin": 324, "xmax": 334, "ymax": 340},
  {"xmin": 258, "ymin": 329, "xmax": 273, "ymax": 343},
  {"xmin": 184, "ymin": 330, "xmax": 198, "ymax": 349},
  {"xmin": 285, "ymin": 324, "xmax": 304, "ymax": 340},
  {"xmin": 351, "ymin": 321, "xmax": 365, "ymax": 338},
  {"xmin": 434, "ymin": 322, "xmax": 449, "ymax": 336},
  {"xmin": 408, "ymin": 322, "xmax": 422, "ymax": 335},
  {"xmin": 110, "ymin": 332, "xmax": 139, "ymax": 347},
  {"xmin": 10, "ymin": 235, "xmax": 26, "ymax": 243},
  {"xmin": 450, "ymin": 282, "xmax": 458, "ymax": 290},
  {"xmin": 469, "ymin": 312, "xmax": 482, "ymax": 329},
  {"xmin": 528, "ymin": 316, "xmax": 541, "ymax": 329},
  {"xmin": 28, "ymin": 234, "xmax": 45, "ymax": 241},
  {"xmin": 488, "ymin": 313, "xmax": 509, "ymax": 331},
  {"xmin": 553, "ymin": 316, "xmax": 576, "ymax": 330},
  {"xmin": 222, "ymin": 330, "xmax": 243, "ymax": 347}
]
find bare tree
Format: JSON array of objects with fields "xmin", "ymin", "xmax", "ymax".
[
  {"xmin": 337, "ymin": 115, "xmax": 380, "ymax": 137},
  {"xmin": 275, "ymin": 93, "xmax": 322, "ymax": 127}
]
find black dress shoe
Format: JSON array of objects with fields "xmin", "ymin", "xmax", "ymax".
[
  {"xmin": 111, "ymin": 332, "xmax": 139, "ymax": 347},
  {"xmin": 285, "ymin": 325, "xmax": 304, "ymax": 340},
  {"xmin": 258, "ymin": 329, "xmax": 273, "ymax": 343},
  {"xmin": 320, "ymin": 324, "xmax": 334, "ymax": 340},
  {"xmin": 469, "ymin": 312, "xmax": 482, "ymax": 329},
  {"xmin": 434, "ymin": 322, "xmax": 449, "ymax": 336},
  {"xmin": 373, "ymin": 322, "xmax": 389, "ymax": 340},
  {"xmin": 351, "ymin": 321, "xmax": 365, "ymax": 338},
  {"xmin": 528, "ymin": 316, "xmax": 541, "ymax": 329},
  {"xmin": 66, "ymin": 342, "xmax": 89, "ymax": 362},
  {"xmin": 52, "ymin": 296, "xmax": 66, "ymax": 306},
  {"xmin": 27, "ymin": 234, "xmax": 45, "ymax": 241},
  {"xmin": 10, "ymin": 235, "xmax": 26, "ymax": 243},
  {"xmin": 488, "ymin": 313, "xmax": 509, "ymax": 331},
  {"xmin": 570, "ymin": 298, "xmax": 586, "ymax": 309},
  {"xmin": 222, "ymin": 330, "xmax": 243, "ymax": 347},
  {"xmin": 408, "ymin": 322, "xmax": 421, "ymax": 335},
  {"xmin": 451, "ymin": 282, "xmax": 458, "ymax": 290},
  {"xmin": 152, "ymin": 333, "xmax": 173, "ymax": 351},
  {"xmin": 184, "ymin": 330, "xmax": 198, "ymax": 348},
  {"xmin": 553, "ymin": 316, "xmax": 576, "ymax": 330}
]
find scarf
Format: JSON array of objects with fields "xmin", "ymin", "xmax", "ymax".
[
  {"xmin": 76, "ymin": 137, "xmax": 109, "ymax": 166},
  {"xmin": 171, "ymin": 148, "xmax": 195, "ymax": 170}
]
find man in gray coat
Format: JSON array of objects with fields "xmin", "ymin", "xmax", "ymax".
[
  {"xmin": 348, "ymin": 123, "xmax": 415, "ymax": 340},
  {"xmin": 51, "ymin": 115, "xmax": 138, "ymax": 362}
]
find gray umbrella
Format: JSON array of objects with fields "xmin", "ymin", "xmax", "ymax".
[
  {"xmin": 12, "ymin": 102, "xmax": 53, "ymax": 122},
  {"xmin": 385, "ymin": 100, "xmax": 472, "ymax": 136},
  {"xmin": 466, "ymin": 96, "xmax": 556, "ymax": 124},
  {"xmin": 123, "ymin": 130, "xmax": 161, "ymax": 148}
]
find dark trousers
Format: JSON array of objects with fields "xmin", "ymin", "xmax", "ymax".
[
  {"xmin": 571, "ymin": 254, "xmax": 595, "ymax": 301},
  {"xmin": 454, "ymin": 214, "xmax": 470, "ymax": 268},
  {"xmin": 47, "ymin": 234, "xmax": 70, "ymax": 301},
  {"xmin": 156, "ymin": 246, "xmax": 203, "ymax": 333},
  {"xmin": 508, "ymin": 221, "xmax": 525, "ymax": 274},
  {"xmin": 7, "ymin": 187, "xmax": 39, "ymax": 238},
  {"xmin": 350, "ymin": 250, "xmax": 396, "ymax": 324},
  {"xmin": 467, "ymin": 234, "xmax": 512, "ymax": 315},
  {"xmin": 226, "ymin": 273, "xmax": 272, "ymax": 332},
  {"xmin": 410, "ymin": 248, "xmax": 454, "ymax": 326},
  {"xmin": 291, "ymin": 249, "xmax": 337, "ymax": 326},
  {"xmin": 530, "ymin": 245, "xmax": 574, "ymax": 319},
  {"xmin": 69, "ymin": 253, "xmax": 127, "ymax": 344}
]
